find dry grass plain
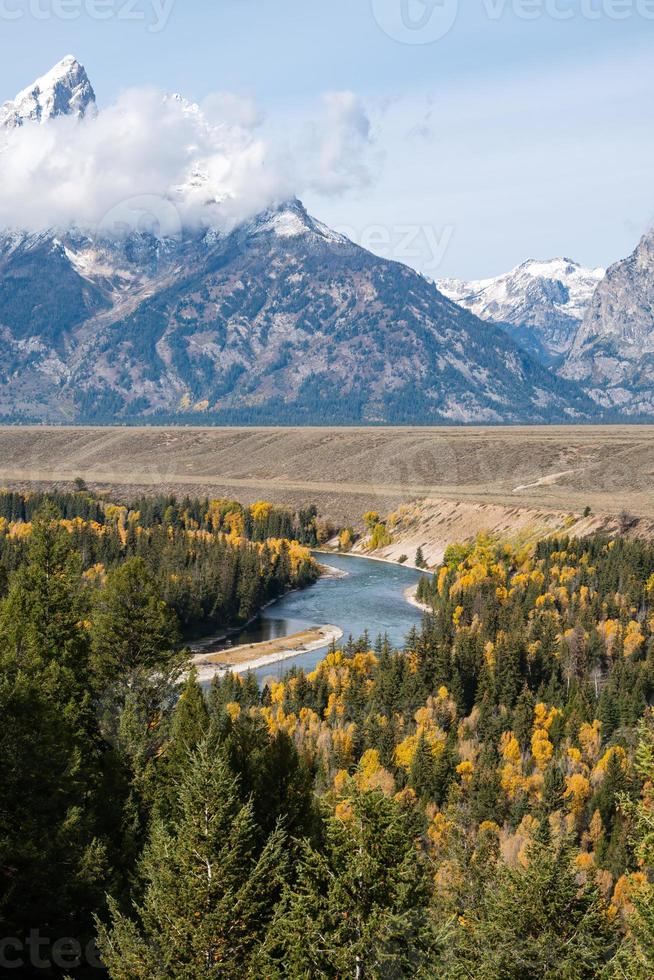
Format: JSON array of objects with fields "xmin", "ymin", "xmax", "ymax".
[{"xmin": 0, "ymin": 425, "xmax": 653, "ymax": 525}]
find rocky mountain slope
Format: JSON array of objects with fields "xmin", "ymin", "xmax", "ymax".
[
  {"xmin": 0, "ymin": 57, "xmax": 599, "ymax": 425},
  {"xmin": 439, "ymin": 258, "xmax": 604, "ymax": 366},
  {"xmin": 562, "ymin": 231, "xmax": 654, "ymax": 416},
  {"xmin": 0, "ymin": 203, "xmax": 597, "ymax": 424}
]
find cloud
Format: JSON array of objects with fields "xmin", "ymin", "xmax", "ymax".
[
  {"xmin": 306, "ymin": 91, "xmax": 378, "ymax": 197},
  {"xmin": 0, "ymin": 85, "xmax": 376, "ymax": 238}
]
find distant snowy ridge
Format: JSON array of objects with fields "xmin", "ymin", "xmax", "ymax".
[{"xmin": 439, "ymin": 258, "xmax": 604, "ymax": 365}]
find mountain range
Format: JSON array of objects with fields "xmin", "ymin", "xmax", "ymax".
[{"xmin": 0, "ymin": 56, "xmax": 650, "ymax": 426}]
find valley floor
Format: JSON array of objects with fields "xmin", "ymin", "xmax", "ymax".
[{"xmin": 1, "ymin": 424, "xmax": 653, "ymax": 530}]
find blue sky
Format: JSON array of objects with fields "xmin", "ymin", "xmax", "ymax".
[{"xmin": 1, "ymin": 0, "xmax": 653, "ymax": 278}]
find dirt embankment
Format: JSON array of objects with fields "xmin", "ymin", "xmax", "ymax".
[
  {"xmin": 3, "ymin": 426, "xmax": 654, "ymax": 566},
  {"xmin": 351, "ymin": 498, "xmax": 654, "ymax": 570}
]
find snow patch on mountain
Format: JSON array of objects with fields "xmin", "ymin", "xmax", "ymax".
[
  {"xmin": 440, "ymin": 258, "xmax": 604, "ymax": 326},
  {"xmin": 247, "ymin": 200, "xmax": 350, "ymax": 245}
]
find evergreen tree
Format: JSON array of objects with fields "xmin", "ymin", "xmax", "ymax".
[
  {"xmin": 259, "ymin": 788, "xmax": 442, "ymax": 978},
  {"xmin": 91, "ymin": 556, "xmax": 182, "ymax": 689},
  {"xmin": 0, "ymin": 505, "xmax": 90, "ymax": 689},
  {"xmin": 444, "ymin": 838, "xmax": 618, "ymax": 979},
  {"xmin": 607, "ymin": 722, "xmax": 654, "ymax": 978},
  {"xmin": 155, "ymin": 670, "xmax": 210, "ymax": 819},
  {"xmin": 409, "ymin": 732, "xmax": 437, "ymax": 800},
  {"xmin": 170, "ymin": 670, "xmax": 211, "ymax": 748},
  {"xmin": 91, "ymin": 557, "xmax": 184, "ymax": 798},
  {"xmin": 0, "ymin": 667, "xmax": 107, "ymax": 961},
  {"xmin": 542, "ymin": 763, "xmax": 566, "ymax": 812},
  {"xmin": 97, "ymin": 739, "xmax": 288, "ymax": 979},
  {"xmin": 0, "ymin": 509, "xmax": 108, "ymax": 962},
  {"xmin": 514, "ymin": 686, "xmax": 536, "ymax": 753},
  {"xmin": 223, "ymin": 714, "xmax": 318, "ymax": 840}
]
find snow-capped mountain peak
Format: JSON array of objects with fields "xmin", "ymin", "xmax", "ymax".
[
  {"xmin": 438, "ymin": 257, "xmax": 605, "ymax": 365},
  {"xmin": 0, "ymin": 55, "xmax": 96, "ymax": 129},
  {"xmin": 245, "ymin": 199, "xmax": 350, "ymax": 244}
]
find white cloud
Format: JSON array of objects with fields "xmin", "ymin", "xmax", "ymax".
[
  {"xmin": 308, "ymin": 91, "xmax": 378, "ymax": 197},
  {"xmin": 0, "ymin": 85, "xmax": 376, "ymax": 238}
]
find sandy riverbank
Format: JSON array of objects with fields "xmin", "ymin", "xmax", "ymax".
[
  {"xmin": 404, "ymin": 584, "xmax": 431, "ymax": 613},
  {"xmin": 189, "ymin": 554, "xmax": 426, "ymax": 682},
  {"xmin": 191, "ymin": 624, "xmax": 344, "ymax": 682},
  {"xmin": 317, "ymin": 562, "xmax": 349, "ymax": 579}
]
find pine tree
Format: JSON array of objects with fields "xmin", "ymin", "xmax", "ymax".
[
  {"xmin": 598, "ymin": 687, "xmax": 621, "ymax": 738},
  {"xmin": 0, "ymin": 505, "xmax": 90, "ymax": 688},
  {"xmin": 513, "ymin": 686, "xmax": 536, "ymax": 753},
  {"xmin": 0, "ymin": 509, "xmax": 108, "ymax": 957},
  {"xmin": 97, "ymin": 739, "xmax": 288, "ymax": 979},
  {"xmin": 542, "ymin": 762, "xmax": 566, "ymax": 812},
  {"xmin": 259, "ymin": 788, "xmax": 442, "ymax": 978},
  {"xmin": 433, "ymin": 733, "xmax": 460, "ymax": 806},
  {"xmin": 496, "ymin": 635, "xmax": 523, "ymax": 709},
  {"xmin": 91, "ymin": 556, "xmax": 184, "ymax": 794},
  {"xmin": 170, "ymin": 670, "xmax": 211, "ymax": 747},
  {"xmin": 0, "ymin": 666, "xmax": 108, "ymax": 956},
  {"xmin": 91, "ymin": 556, "xmax": 182, "ymax": 688},
  {"xmin": 155, "ymin": 669, "xmax": 210, "ymax": 819},
  {"xmin": 592, "ymin": 752, "xmax": 628, "ymax": 834},
  {"xmin": 607, "ymin": 722, "xmax": 654, "ymax": 978},
  {"xmin": 223, "ymin": 714, "xmax": 318, "ymax": 840},
  {"xmin": 409, "ymin": 732, "xmax": 437, "ymax": 800},
  {"xmin": 444, "ymin": 838, "xmax": 619, "ymax": 979}
]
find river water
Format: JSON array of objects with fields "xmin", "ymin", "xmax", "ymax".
[{"xmin": 220, "ymin": 553, "xmax": 428, "ymax": 684}]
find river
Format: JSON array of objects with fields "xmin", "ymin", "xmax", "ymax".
[{"xmin": 216, "ymin": 553, "xmax": 429, "ymax": 684}]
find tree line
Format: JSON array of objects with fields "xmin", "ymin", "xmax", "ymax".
[{"xmin": 0, "ymin": 491, "xmax": 318, "ymax": 635}]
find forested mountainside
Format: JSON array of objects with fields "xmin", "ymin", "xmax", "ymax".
[{"xmin": 3, "ymin": 491, "xmax": 654, "ymax": 977}]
